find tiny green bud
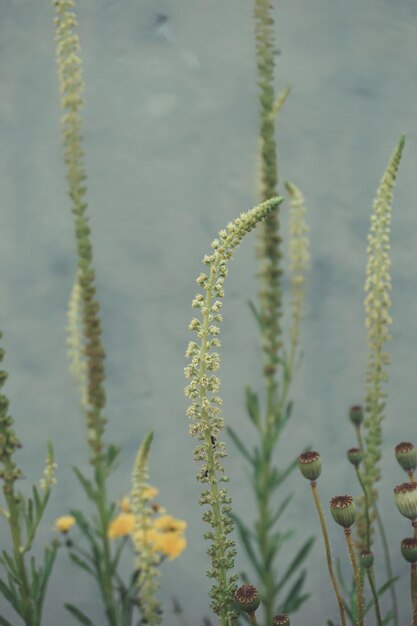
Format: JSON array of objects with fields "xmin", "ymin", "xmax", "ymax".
[
  {"xmin": 349, "ymin": 405, "xmax": 364, "ymax": 426},
  {"xmin": 298, "ymin": 451, "xmax": 321, "ymax": 481},
  {"xmin": 272, "ymin": 616, "xmax": 290, "ymax": 626},
  {"xmin": 359, "ymin": 549, "xmax": 374, "ymax": 569},
  {"xmin": 395, "ymin": 442, "xmax": 417, "ymax": 473},
  {"xmin": 234, "ymin": 584, "xmax": 260, "ymax": 614},
  {"xmin": 329, "ymin": 495, "xmax": 356, "ymax": 528},
  {"xmin": 347, "ymin": 447, "xmax": 363, "ymax": 466},
  {"xmin": 394, "ymin": 482, "xmax": 417, "ymax": 520},
  {"xmin": 401, "ymin": 537, "xmax": 417, "ymax": 563}
]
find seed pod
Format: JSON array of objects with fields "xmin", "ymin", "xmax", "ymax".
[
  {"xmin": 298, "ymin": 451, "xmax": 321, "ymax": 481},
  {"xmin": 234, "ymin": 584, "xmax": 260, "ymax": 614},
  {"xmin": 395, "ymin": 442, "xmax": 417, "ymax": 472},
  {"xmin": 401, "ymin": 537, "xmax": 417, "ymax": 563},
  {"xmin": 359, "ymin": 549, "xmax": 374, "ymax": 569},
  {"xmin": 329, "ymin": 495, "xmax": 356, "ymax": 528},
  {"xmin": 347, "ymin": 447, "xmax": 363, "ymax": 467},
  {"xmin": 349, "ymin": 405, "xmax": 363, "ymax": 426},
  {"xmin": 394, "ymin": 482, "xmax": 417, "ymax": 520}
]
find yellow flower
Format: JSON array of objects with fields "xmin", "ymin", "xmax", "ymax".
[
  {"xmin": 118, "ymin": 496, "xmax": 131, "ymax": 513},
  {"xmin": 55, "ymin": 515, "xmax": 76, "ymax": 534},
  {"xmin": 152, "ymin": 531, "xmax": 187, "ymax": 560},
  {"xmin": 143, "ymin": 486, "xmax": 159, "ymax": 500},
  {"xmin": 153, "ymin": 514, "xmax": 187, "ymax": 533},
  {"xmin": 108, "ymin": 513, "xmax": 135, "ymax": 539}
]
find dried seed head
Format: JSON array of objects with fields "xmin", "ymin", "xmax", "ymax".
[
  {"xmin": 347, "ymin": 447, "xmax": 363, "ymax": 467},
  {"xmin": 298, "ymin": 451, "xmax": 321, "ymax": 481},
  {"xmin": 329, "ymin": 495, "xmax": 356, "ymax": 528},
  {"xmin": 272, "ymin": 615, "xmax": 290, "ymax": 626},
  {"xmin": 349, "ymin": 405, "xmax": 364, "ymax": 426},
  {"xmin": 395, "ymin": 442, "xmax": 417, "ymax": 473},
  {"xmin": 401, "ymin": 537, "xmax": 417, "ymax": 563},
  {"xmin": 394, "ymin": 482, "xmax": 417, "ymax": 520},
  {"xmin": 234, "ymin": 584, "xmax": 260, "ymax": 614}
]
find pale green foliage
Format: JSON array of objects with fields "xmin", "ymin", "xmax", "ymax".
[
  {"xmin": 185, "ymin": 198, "xmax": 282, "ymax": 625},
  {"xmin": 131, "ymin": 433, "xmax": 162, "ymax": 626}
]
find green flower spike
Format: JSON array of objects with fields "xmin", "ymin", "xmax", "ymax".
[
  {"xmin": 359, "ymin": 549, "xmax": 374, "ymax": 569},
  {"xmin": 235, "ymin": 584, "xmax": 261, "ymax": 614},
  {"xmin": 347, "ymin": 447, "xmax": 363, "ymax": 467},
  {"xmin": 329, "ymin": 495, "xmax": 356, "ymax": 529},
  {"xmin": 349, "ymin": 405, "xmax": 364, "ymax": 426},
  {"xmin": 185, "ymin": 198, "xmax": 282, "ymax": 626},
  {"xmin": 401, "ymin": 538, "xmax": 417, "ymax": 564},
  {"xmin": 394, "ymin": 482, "xmax": 417, "ymax": 521},
  {"xmin": 298, "ymin": 451, "xmax": 321, "ymax": 481},
  {"xmin": 272, "ymin": 615, "xmax": 290, "ymax": 626},
  {"xmin": 395, "ymin": 442, "xmax": 417, "ymax": 474}
]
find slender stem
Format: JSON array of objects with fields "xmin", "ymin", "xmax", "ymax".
[
  {"xmin": 355, "ymin": 424, "xmax": 365, "ymax": 452},
  {"xmin": 248, "ymin": 611, "xmax": 259, "ymax": 626},
  {"xmin": 310, "ymin": 482, "xmax": 347, "ymax": 626},
  {"xmin": 366, "ymin": 568, "xmax": 383, "ymax": 626},
  {"xmin": 95, "ymin": 470, "xmax": 118, "ymax": 626},
  {"xmin": 354, "ymin": 466, "xmax": 371, "ymax": 550},
  {"xmin": 411, "ymin": 564, "xmax": 417, "ymax": 626},
  {"xmin": 344, "ymin": 529, "xmax": 364, "ymax": 626},
  {"xmin": 375, "ymin": 506, "xmax": 399, "ymax": 626}
]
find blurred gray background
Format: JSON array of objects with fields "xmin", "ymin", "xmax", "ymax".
[{"xmin": 1, "ymin": 0, "xmax": 417, "ymax": 624}]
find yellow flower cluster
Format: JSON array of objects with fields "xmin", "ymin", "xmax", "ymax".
[
  {"xmin": 108, "ymin": 490, "xmax": 187, "ymax": 561},
  {"xmin": 55, "ymin": 515, "xmax": 76, "ymax": 533}
]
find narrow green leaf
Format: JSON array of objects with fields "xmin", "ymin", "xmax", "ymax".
[
  {"xmin": 227, "ymin": 427, "xmax": 253, "ymax": 464},
  {"xmin": 72, "ymin": 466, "xmax": 97, "ymax": 500},
  {"xmin": 245, "ymin": 386, "xmax": 261, "ymax": 429},
  {"xmin": 280, "ymin": 570, "xmax": 307, "ymax": 613},
  {"xmin": 69, "ymin": 552, "xmax": 96, "ymax": 577},
  {"xmin": 0, "ymin": 577, "xmax": 19, "ymax": 612},
  {"xmin": 230, "ymin": 513, "xmax": 262, "ymax": 577},
  {"xmin": 275, "ymin": 537, "xmax": 315, "ymax": 595},
  {"xmin": 65, "ymin": 603, "xmax": 95, "ymax": 625},
  {"xmin": 248, "ymin": 301, "xmax": 265, "ymax": 331},
  {"xmin": 267, "ymin": 494, "xmax": 293, "ymax": 529},
  {"xmin": 0, "ymin": 615, "xmax": 14, "ymax": 626}
]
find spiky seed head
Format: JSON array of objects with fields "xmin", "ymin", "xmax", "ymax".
[
  {"xmin": 394, "ymin": 482, "xmax": 417, "ymax": 520},
  {"xmin": 401, "ymin": 537, "xmax": 417, "ymax": 563},
  {"xmin": 234, "ymin": 584, "xmax": 260, "ymax": 614},
  {"xmin": 359, "ymin": 549, "xmax": 374, "ymax": 569},
  {"xmin": 347, "ymin": 447, "xmax": 363, "ymax": 467},
  {"xmin": 329, "ymin": 495, "xmax": 356, "ymax": 528},
  {"xmin": 272, "ymin": 616, "xmax": 290, "ymax": 626},
  {"xmin": 395, "ymin": 442, "xmax": 417, "ymax": 472},
  {"xmin": 298, "ymin": 451, "xmax": 321, "ymax": 481},
  {"xmin": 349, "ymin": 405, "xmax": 364, "ymax": 426}
]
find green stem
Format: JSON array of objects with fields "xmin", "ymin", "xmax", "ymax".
[
  {"xmin": 354, "ymin": 466, "xmax": 371, "ymax": 550},
  {"xmin": 310, "ymin": 482, "xmax": 347, "ymax": 626},
  {"xmin": 4, "ymin": 489, "xmax": 36, "ymax": 625},
  {"xmin": 344, "ymin": 529, "xmax": 364, "ymax": 626},
  {"xmin": 375, "ymin": 506, "xmax": 399, "ymax": 626},
  {"xmin": 95, "ymin": 470, "xmax": 118, "ymax": 626},
  {"xmin": 258, "ymin": 446, "xmax": 275, "ymax": 626},
  {"xmin": 411, "ymin": 564, "xmax": 417, "ymax": 626},
  {"xmin": 366, "ymin": 567, "xmax": 383, "ymax": 626}
]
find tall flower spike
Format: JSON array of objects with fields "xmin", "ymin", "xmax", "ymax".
[
  {"xmin": 285, "ymin": 181, "xmax": 310, "ymax": 358},
  {"xmin": 358, "ymin": 136, "xmax": 405, "ymax": 548},
  {"xmin": 185, "ymin": 198, "xmax": 282, "ymax": 626},
  {"xmin": 254, "ymin": 0, "xmax": 283, "ymax": 383},
  {"xmin": 53, "ymin": 0, "xmax": 107, "ymax": 463},
  {"xmin": 131, "ymin": 432, "xmax": 162, "ymax": 625}
]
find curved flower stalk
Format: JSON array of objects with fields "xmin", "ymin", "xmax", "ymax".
[
  {"xmin": 0, "ymin": 332, "xmax": 58, "ymax": 626},
  {"xmin": 357, "ymin": 136, "xmax": 405, "ymax": 550},
  {"xmin": 131, "ymin": 433, "xmax": 162, "ymax": 626},
  {"xmin": 185, "ymin": 198, "xmax": 282, "ymax": 625}
]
